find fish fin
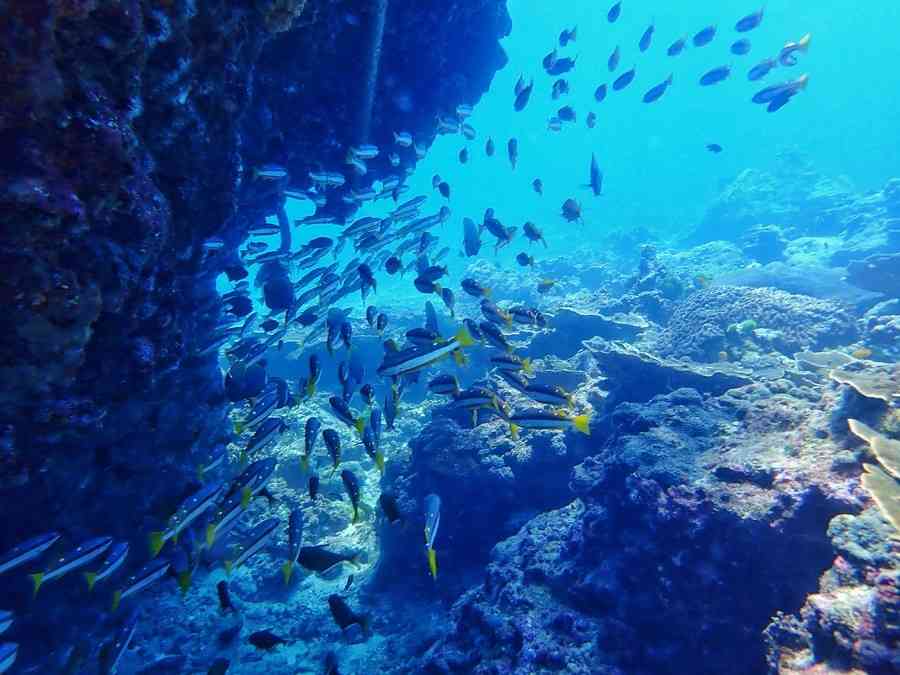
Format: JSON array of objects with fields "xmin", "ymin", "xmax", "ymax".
[
  {"xmin": 30, "ymin": 572, "xmax": 44, "ymax": 597},
  {"xmin": 241, "ymin": 487, "xmax": 252, "ymax": 508},
  {"xmin": 84, "ymin": 571, "xmax": 97, "ymax": 592},
  {"xmin": 798, "ymin": 32, "xmax": 811, "ymax": 51},
  {"xmin": 354, "ymin": 417, "xmax": 366, "ymax": 435},
  {"xmin": 177, "ymin": 571, "xmax": 192, "ymax": 595},
  {"xmin": 206, "ymin": 523, "xmax": 217, "ymax": 548},
  {"xmin": 522, "ymin": 358, "xmax": 533, "ymax": 376},
  {"xmin": 352, "ymin": 505, "xmax": 360, "ymax": 524},
  {"xmin": 300, "ymin": 454, "xmax": 309, "ymax": 473},
  {"xmin": 483, "ymin": 287, "xmax": 492, "ymax": 298},
  {"xmin": 572, "ymin": 414, "xmax": 591, "ymax": 435},
  {"xmin": 427, "ymin": 548, "xmax": 438, "ymax": 580},
  {"xmin": 111, "ymin": 590, "xmax": 122, "ymax": 612},
  {"xmin": 306, "ymin": 380, "xmax": 316, "ymax": 398},
  {"xmin": 149, "ymin": 531, "xmax": 166, "ymax": 557},
  {"xmin": 224, "ymin": 560, "xmax": 233, "ymax": 576},
  {"xmin": 510, "ymin": 423, "xmax": 520, "ymax": 441},
  {"xmin": 434, "ymin": 282, "xmax": 442, "ymax": 295},
  {"xmin": 376, "ymin": 452, "xmax": 385, "ymax": 474},
  {"xmin": 234, "ymin": 421, "xmax": 244, "ymax": 435},
  {"xmin": 454, "ymin": 327, "xmax": 475, "ymax": 348},
  {"xmin": 282, "ymin": 561, "xmax": 294, "ymax": 585}
]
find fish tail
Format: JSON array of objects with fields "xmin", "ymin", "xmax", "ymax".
[
  {"xmin": 241, "ymin": 487, "xmax": 252, "ymax": 508},
  {"xmin": 354, "ymin": 418, "xmax": 366, "ymax": 435},
  {"xmin": 29, "ymin": 572, "xmax": 44, "ymax": 597},
  {"xmin": 454, "ymin": 327, "xmax": 475, "ymax": 348},
  {"xmin": 352, "ymin": 505, "xmax": 360, "ymax": 524},
  {"xmin": 427, "ymin": 548, "xmax": 438, "ymax": 580},
  {"xmin": 434, "ymin": 282, "xmax": 442, "ymax": 295},
  {"xmin": 798, "ymin": 32, "xmax": 811, "ymax": 50},
  {"xmin": 572, "ymin": 414, "xmax": 591, "ymax": 435},
  {"xmin": 375, "ymin": 452, "xmax": 385, "ymax": 475},
  {"xmin": 282, "ymin": 561, "xmax": 294, "ymax": 585},
  {"xmin": 234, "ymin": 420, "xmax": 244, "ymax": 435},
  {"xmin": 522, "ymin": 358, "xmax": 533, "ymax": 376},
  {"xmin": 509, "ymin": 423, "xmax": 520, "ymax": 440},
  {"xmin": 111, "ymin": 590, "xmax": 122, "ymax": 612},
  {"xmin": 206, "ymin": 523, "xmax": 217, "ymax": 548},
  {"xmin": 148, "ymin": 531, "xmax": 166, "ymax": 557},
  {"xmin": 452, "ymin": 349, "xmax": 467, "ymax": 367},
  {"xmin": 84, "ymin": 571, "xmax": 97, "ymax": 592},
  {"xmin": 300, "ymin": 454, "xmax": 309, "ymax": 473},
  {"xmin": 224, "ymin": 560, "xmax": 233, "ymax": 576},
  {"xmin": 178, "ymin": 571, "xmax": 192, "ymax": 595},
  {"xmin": 483, "ymin": 287, "xmax": 492, "ymax": 298},
  {"xmin": 306, "ymin": 380, "xmax": 316, "ymax": 398}
]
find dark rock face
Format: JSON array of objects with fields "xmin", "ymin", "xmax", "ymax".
[{"xmin": 0, "ymin": 0, "xmax": 511, "ymax": 668}]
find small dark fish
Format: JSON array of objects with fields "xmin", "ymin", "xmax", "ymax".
[
  {"xmin": 693, "ymin": 25, "xmax": 716, "ymax": 47},
  {"xmin": 608, "ymin": 46, "xmax": 620, "ymax": 72},
  {"xmin": 458, "ymin": 148, "xmax": 469, "ymax": 164},
  {"xmin": 438, "ymin": 182, "xmax": 450, "ymax": 200},
  {"xmin": 485, "ymin": 137, "xmax": 495, "ymax": 156},
  {"xmin": 360, "ymin": 383, "xmax": 375, "ymax": 407},
  {"xmin": 607, "ymin": 1, "xmax": 621, "ymax": 23},
  {"xmin": 612, "ymin": 68, "xmax": 635, "ymax": 91},
  {"xmin": 747, "ymin": 58, "xmax": 777, "ymax": 81},
  {"xmin": 706, "ymin": 143, "xmax": 723, "ymax": 153},
  {"xmin": 328, "ymin": 594, "xmax": 368, "ymax": 632},
  {"xmin": 586, "ymin": 112, "xmax": 596, "ymax": 128},
  {"xmin": 217, "ymin": 580, "xmax": 235, "ymax": 614},
  {"xmin": 557, "ymin": 105, "xmax": 576, "ymax": 122},
  {"xmin": 514, "ymin": 79, "xmax": 534, "ymax": 111},
  {"xmin": 384, "ymin": 256, "xmax": 401, "ymax": 274},
  {"xmin": 324, "ymin": 651, "xmax": 341, "ymax": 675},
  {"xmin": 298, "ymin": 546, "xmax": 359, "ymax": 573},
  {"xmin": 766, "ymin": 90, "xmax": 794, "ymax": 113},
  {"xmin": 441, "ymin": 287, "xmax": 455, "ymax": 317},
  {"xmin": 366, "ymin": 306, "xmax": 378, "ymax": 328},
  {"xmin": 542, "ymin": 48, "xmax": 558, "ymax": 71},
  {"xmin": 730, "ymin": 38, "xmax": 751, "ymax": 55},
  {"xmin": 523, "ymin": 221, "xmax": 546, "ymax": 246},
  {"xmin": 642, "ymin": 74, "xmax": 673, "ymax": 103},
  {"xmin": 379, "ymin": 493, "xmax": 404, "ymax": 524},
  {"xmin": 779, "ymin": 34, "xmax": 811, "ymax": 67},
  {"xmin": 260, "ymin": 318, "xmax": 279, "ymax": 332},
  {"xmin": 699, "ymin": 65, "xmax": 730, "ymax": 86},
  {"xmin": 588, "ymin": 153, "xmax": 603, "ymax": 196},
  {"xmin": 559, "ymin": 26, "xmax": 577, "ymax": 47},
  {"xmin": 735, "ymin": 7, "xmax": 764, "ymax": 32},
  {"xmin": 516, "ymin": 252, "xmax": 534, "ymax": 267},
  {"xmin": 507, "ymin": 138, "xmax": 518, "ymax": 170},
  {"xmin": 546, "ymin": 56, "xmax": 577, "ymax": 76},
  {"xmin": 344, "ymin": 575, "xmax": 354, "ymax": 591},
  {"xmin": 667, "ymin": 36, "xmax": 686, "ymax": 56},
  {"xmin": 594, "ymin": 84, "xmax": 607, "ymax": 103},
  {"xmin": 249, "ymin": 630, "xmax": 288, "ymax": 650},
  {"xmin": 551, "ymin": 78, "xmax": 569, "ymax": 99},
  {"xmin": 341, "ymin": 470, "xmax": 362, "ymax": 524},
  {"xmin": 639, "ymin": 23, "xmax": 654, "ymax": 52},
  {"xmin": 308, "ymin": 474, "xmax": 320, "ymax": 500},
  {"xmin": 561, "ymin": 198, "xmax": 582, "ymax": 222},
  {"xmin": 532, "ymin": 179, "xmax": 543, "ymax": 195},
  {"xmin": 376, "ymin": 313, "xmax": 388, "ymax": 333},
  {"xmin": 514, "ymin": 75, "xmax": 527, "ymax": 96},
  {"xmin": 207, "ymin": 658, "xmax": 230, "ymax": 675}
]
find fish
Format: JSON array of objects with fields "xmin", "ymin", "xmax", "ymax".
[
  {"xmin": 458, "ymin": 148, "xmax": 469, "ymax": 164},
  {"xmin": 612, "ymin": 68, "xmax": 635, "ymax": 91},
  {"xmin": 546, "ymin": 56, "xmax": 577, "ymax": 76},
  {"xmin": 559, "ymin": 26, "xmax": 577, "ymax": 46},
  {"xmin": 479, "ymin": 322, "xmax": 512, "ymax": 352},
  {"xmin": 547, "ymin": 117, "xmax": 562, "ymax": 132},
  {"xmin": 84, "ymin": 541, "xmax": 129, "ymax": 591},
  {"xmin": 748, "ymin": 58, "xmax": 777, "ymax": 81},
  {"xmin": 524, "ymin": 383, "xmax": 575, "ymax": 408},
  {"xmin": 643, "ymin": 74, "xmax": 673, "ymax": 103},
  {"xmin": 451, "ymin": 387, "xmax": 504, "ymax": 415},
  {"xmin": 393, "ymin": 131, "xmax": 413, "ymax": 147},
  {"xmin": 495, "ymin": 369, "xmax": 529, "ymax": 393},
  {"xmin": 441, "ymin": 287, "xmax": 456, "ymax": 317},
  {"xmin": 586, "ymin": 112, "xmax": 597, "ymax": 128},
  {"xmin": 225, "ymin": 517, "xmax": 279, "ymax": 575},
  {"xmin": 481, "ymin": 299, "xmax": 512, "ymax": 326},
  {"xmin": 362, "ymin": 422, "xmax": 385, "ymax": 474},
  {"xmin": 358, "ymin": 264, "xmax": 377, "ymax": 299},
  {"xmin": 98, "ymin": 611, "xmax": 138, "ymax": 675},
  {"xmin": 307, "ymin": 354, "xmax": 322, "ymax": 396},
  {"xmin": 379, "ymin": 493, "xmax": 404, "ymax": 524},
  {"xmin": 298, "ymin": 546, "xmax": 360, "ymax": 574},
  {"xmin": 667, "ymin": 36, "xmax": 687, "ymax": 56},
  {"xmin": 429, "ymin": 374, "xmax": 460, "ymax": 396},
  {"xmin": 700, "ymin": 65, "xmax": 731, "ymax": 86},
  {"xmin": 557, "ymin": 105, "xmax": 576, "ymax": 122},
  {"xmin": 323, "ymin": 428, "xmax": 342, "ymax": 475},
  {"xmin": 283, "ymin": 509, "xmax": 304, "ymax": 584},
  {"xmin": 639, "ymin": 22, "xmax": 654, "ymax": 52},
  {"xmin": 510, "ymin": 306, "xmax": 545, "ymax": 326},
  {"xmin": 608, "ymin": 46, "xmax": 620, "ymax": 72},
  {"xmin": 751, "ymin": 74, "xmax": 808, "ymax": 104},
  {"xmin": 249, "ymin": 630, "xmax": 289, "ymax": 650},
  {"xmin": 537, "ymin": 278, "xmax": 557, "ymax": 294},
  {"xmin": 514, "ymin": 79, "xmax": 534, "ymax": 111},
  {"xmin": 147, "ymin": 479, "xmax": 223, "ymax": 556},
  {"xmin": 407, "ymin": 327, "xmax": 441, "ymax": 346},
  {"xmin": 490, "ymin": 354, "xmax": 534, "ymax": 376},
  {"xmin": 607, "ymin": 1, "xmax": 621, "ymax": 23},
  {"xmin": 766, "ymin": 90, "xmax": 794, "ymax": 112},
  {"xmin": 485, "ymin": 137, "xmax": 495, "ymax": 156},
  {"xmin": 254, "ymin": 164, "xmax": 288, "ymax": 180},
  {"xmin": 731, "ymin": 38, "xmax": 752, "ymax": 55},
  {"xmin": 341, "ymin": 470, "xmax": 363, "ymax": 523},
  {"xmin": 587, "ymin": 155, "xmax": 603, "ymax": 196},
  {"xmin": 360, "ymin": 383, "xmax": 376, "ymax": 407},
  {"xmin": 507, "ymin": 138, "xmax": 518, "ymax": 170},
  {"xmin": 505, "ymin": 410, "xmax": 591, "ymax": 439},
  {"xmin": 0, "ymin": 532, "xmax": 60, "ymax": 576},
  {"xmin": 594, "ymin": 84, "xmax": 607, "ymax": 103},
  {"xmin": 377, "ymin": 328, "xmax": 475, "ymax": 378},
  {"xmin": 438, "ymin": 181, "xmax": 451, "ymax": 200},
  {"xmin": 28, "ymin": 536, "xmax": 113, "ymax": 596},
  {"xmin": 424, "ymin": 493, "xmax": 441, "ymax": 579},
  {"xmin": 329, "ymin": 396, "xmax": 366, "ymax": 434},
  {"xmin": 532, "ymin": 179, "xmax": 543, "ymax": 195},
  {"xmin": 376, "ymin": 313, "xmax": 389, "ymax": 333},
  {"xmin": 112, "ymin": 558, "xmax": 170, "ymax": 611},
  {"xmin": 414, "ymin": 276, "xmax": 441, "ymax": 294},
  {"xmin": 461, "ymin": 123, "xmax": 476, "ymax": 140},
  {"xmin": 383, "ymin": 389, "xmax": 399, "ymax": 430},
  {"xmin": 242, "ymin": 417, "xmax": 286, "ymax": 463},
  {"xmin": 706, "ymin": 143, "xmax": 723, "ymax": 153},
  {"xmin": 0, "ymin": 644, "xmax": 16, "ymax": 674},
  {"xmin": 344, "ymin": 574, "xmax": 355, "ymax": 591},
  {"xmin": 455, "ymin": 104, "xmax": 473, "ymax": 119},
  {"xmin": 328, "ymin": 594, "xmax": 368, "ymax": 633},
  {"xmin": 693, "ymin": 25, "xmax": 716, "ymax": 47},
  {"xmin": 308, "ymin": 474, "xmax": 320, "ymax": 501},
  {"xmin": 735, "ymin": 7, "xmax": 764, "ymax": 32},
  {"xmin": 208, "ymin": 658, "xmax": 231, "ymax": 675},
  {"xmin": 516, "ymin": 252, "xmax": 534, "ymax": 267},
  {"xmin": 551, "ymin": 79, "xmax": 569, "ymax": 99},
  {"xmin": 384, "ymin": 256, "xmax": 401, "ymax": 274},
  {"xmin": 779, "ymin": 33, "xmax": 811, "ymax": 66}
]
